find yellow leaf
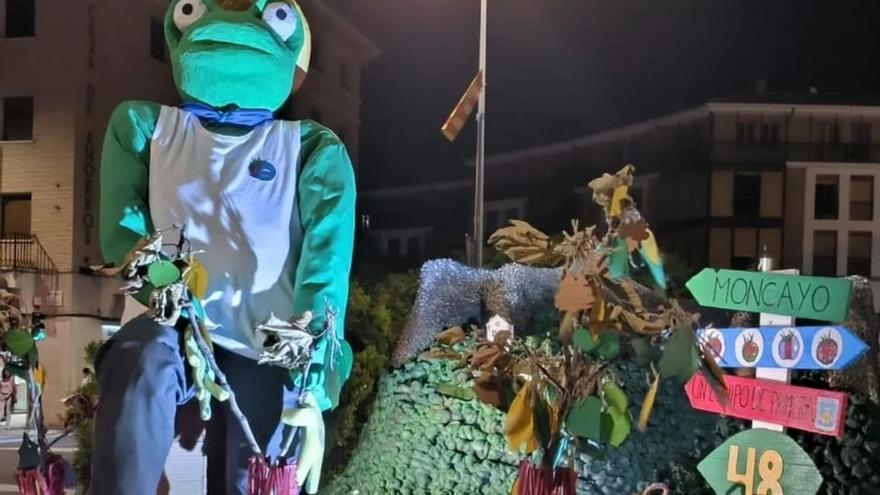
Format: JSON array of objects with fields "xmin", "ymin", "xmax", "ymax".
[
  {"xmin": 609, "ymin": 185, "xmax": 629, "ymax": 217},
  {"xmin": 640, "ymin": 229, "xmax": 661, "ymax": 266},
  {"xmin": 34, "ymin": 366, "xmax": 46, "ymax": 389},
  {"xmin": 588, "ymin": 293, "xmax": 606, "ymax": 337},
  {"xmin": 504, "ymin": 385, "xmax": 538, "ymax": 455},
  {"xmin": 184, "ymin": 260, "xmax": 209, "ymax": 300},
  {"xmin": 638, "ymin": 373, "xmax": 660, "ymax": 432}
]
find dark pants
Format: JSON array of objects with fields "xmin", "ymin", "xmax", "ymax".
[{"xmin": 90, "ymin": 315, "xmax": 298, "ymax": 495}]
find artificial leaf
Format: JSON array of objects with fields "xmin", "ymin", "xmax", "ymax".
[
  {"xmin": 147, "ymin": 260, "xmax": 181, "ymax": 288},
  {"xmin": 638, "ymin": 229, "xmax": 667, "ymax": 290},
  {"xmin": 595, "ymin": 330, "xmax": 620, "ymax": 360},
  {"xmin": 588, "ymin": 164, "xmax": 635, "ymax": 212},
  {"xmin": 420, "ymin": 348, "xmax": 460, "ymax": 361},
  {"xmin": 567, "ymin": 396, "xmax": 602, "ymax": 441},
  {"xmin": 587, "ymin": 293, "xmax": 606, "ymax": 337},
  {"xmin": 609, "ymin": 185, "xmax": 629, "ymax": 217},
  {"xmin": 437, "ymin": 383, "xmax": 475, "ymax": 401},
  {"xmin": 699, "ymin": 341, "xmax": 729, "ymax": 405},
  {"xmin": 488, "ymin": 220, "xmax": 563, "ymax": 266},
  {"xmin": 630, "ymin": 338, "xmax": 659, "ymax": 368},
  {"xmin": 4, "ymin": 329, "xmax": 34, "ymax": 358},
  {"xmin": 658, "ymin": 328, "xmax": 700, "ymax": 381},
  {"xmin": 436, "ymin": 326, "xmax": 466, "ymax": 346},
  {"xmin": 470, "ymin": 345, "xmax": 504, "ymax": 371},
  {"xmin": 554, "ymin": 274, "xmax": 595, "ymax": 313},
  {"xmin": 184, "ymin": 259, "xmax": 209, "ymax": 299},
  {"xmin": 602, "ymin": 380, "xmax": 628, "ymax": 414},
  {"xmin": 606, "ymin": 238, "xmax": 630, "ymax": 280},
  {"xmin": 600, "ymin": 405, "xmax": 632, "ymax": 448},
  {"xmin": 474, "ymin": 370, "xmax": 508, "ymax": 408},
  {"xmin": 619, "ymin": 218, "xmax": 649, "ymax": 243},
  {"xmin": 533, "ymin": 395, "xmax": 554, "ymax": 450},
  {"xmin": 33, "ymin": 365, "xmax": 46, "ymax": 389},
  {"xmin": 638, "ymin": 373, "xmax": 660, "ymax": 432},
  {"xmin": 572, "ymin": 328, "xmax": 598, "ymax": 354},
  {"xmin": 504, "ymin": 385, "xmax": 538, "ymax": 454},
  {"xmin": 558, "ymin": 311, "xmax": 577, "ymax": 343}
]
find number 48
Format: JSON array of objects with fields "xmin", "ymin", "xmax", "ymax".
[{"xmin": 727, "ymin": 445, "xmax": 784, "ymax": 495}]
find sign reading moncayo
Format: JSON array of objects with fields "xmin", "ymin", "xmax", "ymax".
[
  {"xmin": 685, "ymin": 374, "xmax": 847, "ymax": 438},
  {"xmin": 685, "ymin": 268, "xmax": 853, "ymax": 322}
]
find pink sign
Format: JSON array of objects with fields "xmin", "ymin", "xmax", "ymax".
[{"xmin": 685, "ymin": 374, "xmax": 847, "ymax": 438}]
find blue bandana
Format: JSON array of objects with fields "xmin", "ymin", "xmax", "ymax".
[{"xmin": 180, "ymin": 102, "xmax": 275, "ymax": 128}]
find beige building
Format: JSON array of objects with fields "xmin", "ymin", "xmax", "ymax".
[
  {"xmin": 0, "ymin": 0, "xmax": 377, "ymax": 423},
  {"xmin": 361, "ymin": 90, "xmax": 880, "ymax": 312}
]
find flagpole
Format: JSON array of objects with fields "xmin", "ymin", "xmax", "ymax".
[{"xmin": 473, "ymin": 0, "xmax": 487, "ymax": 268}]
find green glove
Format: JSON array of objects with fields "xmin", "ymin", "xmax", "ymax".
[
  {"xmin": 183, "ymin": 326, "xmax": 229, "ymax": 420},
  {"xmin": 281, "ymin": 393, "xmax": 325, "ymax": 494}
]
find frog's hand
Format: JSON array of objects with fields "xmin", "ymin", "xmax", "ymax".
[
  {"xmin": 292, "ymin": 121, "xmax": 356, "ymax": 412},
  {"xmin": 100, "ymin": 100, "xmax": 161, "ymax": 305}
]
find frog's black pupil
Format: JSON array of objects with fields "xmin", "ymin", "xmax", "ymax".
[
  {"xmin": 276, "ymin": 9, "xmax": 287, "ymax": 20},
  {"xmin": 182, "ymin": 3, "xmax": 194, "ymax": 15}
]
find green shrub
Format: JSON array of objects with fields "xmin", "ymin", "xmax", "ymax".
[{"xmin": 324, "ymin": 271, "xmax": 418, "ymax": 479}]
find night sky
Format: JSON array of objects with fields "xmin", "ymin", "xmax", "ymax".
[{"xmin": 327, "ymin": 0, "xmax": 880, "ymax": 189}]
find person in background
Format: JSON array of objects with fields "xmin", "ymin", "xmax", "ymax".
[
  {"xmin": 81, "ymin": 368, "xmax": 94, "ymax": 388},
  {"xmin": 0, "ymin": 369, "xmax": 16, "ymax": 426}
]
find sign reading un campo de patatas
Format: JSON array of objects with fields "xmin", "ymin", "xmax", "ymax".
[{"xmin": 686, "ymin": 269, "xmax": 853, "ymax": 322}]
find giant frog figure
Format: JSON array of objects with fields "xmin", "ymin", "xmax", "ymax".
[{"xmin": 92, "ymin": 0, "xmax": 354, "ymax": 493}]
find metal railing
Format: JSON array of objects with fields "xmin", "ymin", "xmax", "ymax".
[{"xmin": 0, "ymin": 234, "xmax": 58, "ymax": 273}]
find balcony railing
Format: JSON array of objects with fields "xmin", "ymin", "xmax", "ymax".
[
  {"xmin": 713, "ymin": 142, "xmax": 880, "ymax": 164},
  {"xmin": 0, "ymin": 234, "xmax": 57, "ymax": 274}
]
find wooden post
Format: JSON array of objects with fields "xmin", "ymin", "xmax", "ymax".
[{"xmin": 753, "ymin": 252, "xmax": 796, "ymax": 432}]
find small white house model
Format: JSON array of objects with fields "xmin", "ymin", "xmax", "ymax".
[{"xmin": 486, "ymin": 314, "xmax": 514, "ymax": 342}]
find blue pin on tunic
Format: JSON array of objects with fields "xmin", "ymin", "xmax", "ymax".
[{"xmin": 249, "ymin": 159, "xmax": 277, "ymax": 181}]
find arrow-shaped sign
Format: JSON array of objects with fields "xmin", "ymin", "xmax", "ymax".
[
  {"xmin": 686, "ymin": 373, "xmax": 847, "ymax": 438},
  {"xmin": 697, "ymin": 326, "xmax": 867, "ymax": 370},
  {"xmin": 698, "ymin": 429, "xmax": 823, "ymax": 495},
  {"xmin": 685, "ymin": 268, "xmax": 853, "ymax": 321}
]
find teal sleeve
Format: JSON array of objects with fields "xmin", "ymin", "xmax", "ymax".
[
  {"xmin": 294, "ymin": 120, "xmax": 356, "ymax": 412},
  {"xmin": 99, "ymin": 101, "xmax": 160, "ymax": 266}
]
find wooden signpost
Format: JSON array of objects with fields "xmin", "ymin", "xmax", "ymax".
[
  {"xmin": 697, "ymin": 325, "xmax": 868, "ymax": 370},
  {"xmin": 697, "ymin": 429, "xmax": 823, "ymax": 495},
  {"xmin": 687, "ymin": 264, "xmax": 857, "ymax": 493},
  {"xmin": 686, "ymin": 373, "xmax": 848, "ymax": 438},
  {"xmin": 685, "ymin": 268, "xmax": 853, "ymax": 321}
]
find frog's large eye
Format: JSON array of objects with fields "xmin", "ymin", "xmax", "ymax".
[
  {"xmin": 262, "ymin": 2, "xmax": 297, "ymax": 41},
  {"xmin": 174, "ymin": 0, "xmax": 207, "ymax": 31}
]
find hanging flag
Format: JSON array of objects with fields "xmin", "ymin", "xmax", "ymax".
[{"xmin": 441, "ymin": 71, "xmax": 484, "ymax": 142}]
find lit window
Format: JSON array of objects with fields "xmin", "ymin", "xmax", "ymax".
[
  {"xmin": 733, "ymin": 173, "xmax": 760, "ymax": 217},
  {"xmin": 4, "ymin": 0, "xmax": 35, "ymax": 38},
  {"xmin": 850, "ymin": 176, "xmax": 873, "ymax": 221},
  {"xmin": 1, "ymin": 194, "xmax": 31, "ymax": 236},
  {"xmin": 812, "ymin": 231, "xmax": 837, "ymax": 276},
  {"xmin": 847, "ymin": 232, "xmax": 871, "ymax": 277},
  {"xmin": 814, "ymin": 175, "xmax": 839, "ymax": 220},
  {"xmin": 1, "ymin": 96, "xmax": 33, "ymax": 141},
  {"xmin": 731, "ymin": 227, "xmax": 757, "ymax": 269}
]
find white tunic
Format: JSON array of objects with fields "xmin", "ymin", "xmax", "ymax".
[{"xmin": 123, "ymin": 106, "xmax": 303, "ymax": 359}]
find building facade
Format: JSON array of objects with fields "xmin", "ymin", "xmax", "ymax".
[
  {"xmin": 0, "ymin": 0, "xmax": 377, "ymax": 423},
  {"xmin": 361, "ymin": 91, "xmax": 880, "ymax": 311}
]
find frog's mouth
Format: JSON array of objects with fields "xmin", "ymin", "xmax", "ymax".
[{"xmin": 188, "ymin": 21, "xmax": 281, "ymax": 56}]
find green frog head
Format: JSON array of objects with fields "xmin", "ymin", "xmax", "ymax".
[{"xmin": 164, "ymin": 0, "xmax": 311, "ymax": 111}]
